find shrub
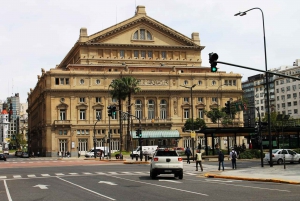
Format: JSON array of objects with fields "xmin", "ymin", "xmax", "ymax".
[{"xmin": 238, "ymin": 149, "xmax": 264, "ymax": 159}]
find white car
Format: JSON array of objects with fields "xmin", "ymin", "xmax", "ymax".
[
  {"xmin": 150, "ymin": 148, "xmax": 183, "ymax": 179},
  {"xmin": 264, "ymin": 149, "xmax": 300, "ymax": 165}
]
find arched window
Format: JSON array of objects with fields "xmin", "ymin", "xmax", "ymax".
[
  {"xmin": 160, "ymin": 99, "xmax": 167, "ymax": 119},
  {"xmin": 148, "ymin": 100, "xmax": 155, "ymax": 119},
  {"xmin": 135, "ymin": 100, "xmax": 142, "ymax": 119},
  {"xmin": 133, "ymin": 29, "xmax": 153, "ymax": 41}
]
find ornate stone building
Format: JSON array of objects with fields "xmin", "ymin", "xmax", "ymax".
[{"xmin": 27, "ymin": 6, "xmax": 244, "ymax": 157}]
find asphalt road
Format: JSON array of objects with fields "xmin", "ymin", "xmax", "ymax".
[{"xmin": 0, "ymin": 158, "xmax": 299, "ymax": 201}]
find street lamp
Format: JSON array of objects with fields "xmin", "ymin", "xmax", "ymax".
[
  {"xmin": 180, "ymin": 84, "xmax": 196, "ymax": 160},
  {"xmin": 234, "ymin": 8, "xmax": 272, "ymax": 167},
  {"xmin": 93, "ymin": 115, "xmax": 100, "ymax": 159}
]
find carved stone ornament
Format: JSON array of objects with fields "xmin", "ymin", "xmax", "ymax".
[{"xmin": 139, "ymin": 79, "xmax": 169, "ymax": 86}]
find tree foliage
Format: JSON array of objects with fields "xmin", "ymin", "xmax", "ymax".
[{"xmin": 184, "ymin": 118, "xmax": 206, "ymax": 131}]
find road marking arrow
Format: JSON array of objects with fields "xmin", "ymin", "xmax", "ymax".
[
  {"xmin": 159, "ymin": 180, "xmax": 182, "ymax": 183},
  {"xmin": 98, "ymin": 181, "xmax": 117, "ymax": 185},
  {"xmin": 33, "ymin": 184, "xmax": 49, "ymax": 189}
]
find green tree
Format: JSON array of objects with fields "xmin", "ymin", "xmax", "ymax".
[
  {"xmin": 121, "ymin": 77, "xmax": 141, "ymax": 152},
  {"xmin": 204, "ymin": 108, "xmax": 224, "ymax": 125},
  {"xmin": 184, "ymin": 118, "xmax": 206, "ymax": 131}
]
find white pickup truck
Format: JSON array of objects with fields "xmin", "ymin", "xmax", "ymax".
[{"xmin": 150, "ymin": 148, "xmax": 183, "ymax": 179}]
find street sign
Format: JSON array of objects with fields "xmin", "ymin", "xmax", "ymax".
[{"xmin": 190, "ymin": 131, "xmax": 196, "ymax": 138}]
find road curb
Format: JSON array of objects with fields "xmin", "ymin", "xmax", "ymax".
[
  {"xmin": 204, "ymin": 173, "xmax": 300, "ymax": 185},
  {"xmin": 124, "ymin": 161, "xmax": 150, "ymax": 164}
]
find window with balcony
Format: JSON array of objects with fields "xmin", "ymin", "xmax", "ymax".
[
  {"xmin": 60, "ymin": 109, "xmax": 66, "ymax": 120},
  {"xmin": 161, "ymin": 51, "xmax": 166, "ymax": 59},
  {"xmin": 160, "ymin": 99, "xmax": 167, "ymax": 119},
  {"xmin": 120, "ymin": 50, "xmax": 125, "ymax": 58},
  {"xmin": 148, "ymin": 51, "xmax": 153, "ymax": 58},
  {"xmin": 198, "ymin": 109, "xmax": 204, "ymax": 119},
  {"xmin": 134, "ymin": 50, "xmax": 139, "ymax": 58},
  {"xmin": 148, "ymin": 100, "xmax": 155, "ymax": 119},
  {"xmin": 135, "ymin": 100, "xmax": 142, "ymax": 119}
]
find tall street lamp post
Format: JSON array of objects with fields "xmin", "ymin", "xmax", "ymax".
[
  {"xmin": 181, "ymin": 84, "xmax": 196, "ymax": 160},
  {"xmin": 234, "ymin": 8, "xmax": 272, "ymax": 167},
  {"xmin": 93, "ymin": 115, "xmax": 100, "ymax": 159}
]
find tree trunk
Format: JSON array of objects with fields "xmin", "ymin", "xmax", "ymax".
[
  {"xmin": 118, "ymin": 99, "xmax": 123, "ymax": 152},
  {"xmin": 126, "ymin": 93, "xmax": 131, "ymax": 152}
]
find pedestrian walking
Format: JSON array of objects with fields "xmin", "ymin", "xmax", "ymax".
[
  {"xmin": 218, "ymin": 150, "xmax": 225, "ymax": 171},
  {"xmin": 185, "ymin": 147, "xmax": 192, "ymax": 164},
  {"xmin": 67, "ymin": 151, "xmax": 70, "ymax": 158},
  {"xmin": 99, "ymin": 149, "xmax": 103, "ymax": 160},
  {"xmin": 230, "ymin": 148, "xmax": 238, "ymax": 169},
  {"xmin": 195, "ymin": 150, "xmax": 203, "ymax": 171}
]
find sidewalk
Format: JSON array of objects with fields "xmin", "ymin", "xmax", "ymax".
[{"xmin": 182, "ymin": 160, "xmax": 300, "ymax": 185}]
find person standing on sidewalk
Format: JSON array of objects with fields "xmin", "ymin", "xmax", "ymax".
[
  {"xmin": 185, "ymin": 147, "xmax": 192, "ymax": 164},
  {"xmin": 195, "ymin": 150, "xmax": 203, "ymax": 171},
  {"xmin": 230, "ymin": 148, "xmax": 238, "ymax": 169},
  {"xmin": 218, "ymin": 150, "xmax": 224, "ymax": 171}
]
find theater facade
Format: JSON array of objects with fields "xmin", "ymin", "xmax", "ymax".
[{"xmin": 27, "ymin": 6, "xmax": 244, "ymax": 157}]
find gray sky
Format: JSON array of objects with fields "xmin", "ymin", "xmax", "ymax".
[{"xmin": 1, "ymin": 0, "xmax": 299, "ymax": 103}]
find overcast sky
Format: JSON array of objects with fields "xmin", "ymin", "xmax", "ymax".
[{"xmin": 1, "ymin": 0, "xmax": 299, "ymax": 103}]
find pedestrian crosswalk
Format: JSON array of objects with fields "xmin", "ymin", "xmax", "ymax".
[{"xmin": 0, "ymin": 171, "xmax": 198, "ymax": 180}]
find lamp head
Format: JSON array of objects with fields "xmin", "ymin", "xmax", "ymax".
[
  {"xmin": 234, "ymin": 11, "xmax": 247, "ymax": 16},
  {"xmin": 234, "ymin": 12, "xmax": 241, "ymax": 16},
  {"xmin": 240, "ymin": 12, "xmax": 247, "ymax": 16},
  {"xmin": 192, "ymin": 84, "xmax": 197, "ymax": 88}
]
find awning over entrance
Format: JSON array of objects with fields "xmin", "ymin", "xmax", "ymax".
[{"xmin": 131, "ymin": 130, "xmax": 180, "ymax": 139}]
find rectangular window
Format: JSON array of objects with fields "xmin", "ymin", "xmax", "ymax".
[
  {"xmin": 60, "ymin": 78, "xmax": 64, "ymax": 85},
  {"xmin": 80, "ymin": 109, "xmax": 86, "ymax": 120},
  {"xmin": 120, "ymin": 50, "xmax": 125, "ymax": 58},
  {"xmin": 86, "ymin": 130, "xmax": 89, "ymax": 135},
  {"xmin": 66, "ymin": 78, "xmax": 69, "ymax": 85},
  {"xmin": 77, "ymin": 130, "xmax": 80, "ymax": 135},
  {"xmin": 287, "ymin": 94, "xmax": 291, "ymax": 99},
  {"xmin": 60, "ymin": 109, "xmax": 66, "ymax": 120},
  {"xmin": 212, "ymin": 97, "xmax": 217, "ymax": 102},
  {"xmin": 293, "ymin": 93, "xmax": 297, "ymax": 98},
  {"xmin": 281, "ymin": 95, "xmax": 285, "ymax": 100},
  {"xmin": 286, "ymin": 86, "xmax": 291, "ymax": 91},
  {"xmin": 184, "ymin": 109, "xmax": 189, "ymax": 119},
  {"xmin": 287, "ymin": 102, "xmax": 292, "ymax": 107},
  {"xmin": 294, "ymin": 109, "xmax": 298, "ymax": 114},
  {"xmin": 276, "ymin": 96, "xmax": 279, "ymax": 101},
  {"xmin": 63, "ymin": 130, "xmax": 67, "ymax": 135},
  {"xmin": 96, "ymin": 97, "xmax": 101, "ymax": 103},
  {"xmin": 198, "ymin": 109, "xmax": 204, "ymax": 119},
  {"xmin": 148, "ymin": 51, "xmax": 153, "ymax": 58},
  {"xmin": 79, "ymin": 97, "xmax": 85, "ymax": 102},
  {"xmin": 141, "ymin": 51, "xmax": 146, "ymax": 58},
  {"xmin": 260, "ymin": 99, "xmax": 263, "ymax": 104},
  {"xmin": 276, "ymin": 89, "xmax": 279, "ymax": 93},
  {"xmin": 198, "ymin": 97, "xmax": 203, "ymax": 102},
  {"xmin": 184, "ymin": 97, "xmax": 189, "ymax": 102},
  {"xmin": 161, "ymin": 51, "xmax": 166, "ymax": 59},
  {"xmin": 134, "ymin": 50, "xmax": 139, "ymax": 58},
  {"xmin": 59, "ymin": 130, "xmax": 63, "ymax": 135},
  {"xmin": 232, "ymin": 80, "xmax": 236, "ymax": 86},
  {"xmin": 135, "ymin": 110, "xmax": 142, "ymax": 119},
  {"xmin": 293, "ymin": 85, "xmax": 296, "ymax": 91},
  {"xmin": 293, "ymin": 101, "xmax": 297, "ymax": 106},
  {"xmin": 55, "ymin": 78, "xmax": 59, "ymax": 85},
  {"xmin": 96, "ymin": 109, "xmax": 102, "ymax": 120},
  {"xmin": 282, "ymin": 103, "xmax": 285, "ymax": 108},
  {"xmin": 160, "ymin": 109, "xmax": 167, "ymax": 119},
  {"xmin": 277, "ymin": 104, "xmax": 280, "ymax": 109}
]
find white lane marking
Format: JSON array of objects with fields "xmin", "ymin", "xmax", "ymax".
[
  {"xmin": 55, "ymin": 173, "xmax": 64, "ymax": 176},
  {"xmin": 4, "ymin": 180, "xmax": 13, "ymax": 201},
  {"xmin": 99, "ymin": 181, "xmax": 117, "ymax": 185},
  {"xmin": 57, "ymin": 177, "xmax": 115, "ymax": 200},
  {"xmin": 33, "ymin": 184, "xmax": 49, "ymax": 189},
  {"xmin": 185, "ymin": 173, "xmax": 197, "ymax": 175},
  {"xmin": 186, "ymin": 179, "xmax": 291, "ymax": 192},
  {"xmin": 205, "ymin": 179, "xmax": 237, "ymax": 183},
  {"xmin": 121, "ymin": 172, "xmax": 131, "ymax": 174},
  {"xmin": 83, "ymin": 172, "xmax": 92, "ymax": 175},
  {"xmin": 13, "ymin": 175, "xmax": 21, "ymax": 178},
  {"xmin": 41, "ymin": 174, "xmax": 50, "ymax": 177},
  {"xmin": 111, "ymin": 176, "xmax": 208, "ymax": 196},
  {"xmin": 0, "ymin": 176, "xmax": 7, "ymax": 179},
  {"xmin": 28, "ymin": 175, "xmax": 36, "ymax": 178},
  {"xmin": 134, "ymin": 172, "xmax": 144, "ymax": 174},
  {"xmin": 69, "ymin": 173, "xmax": 78, "ymax": 175},
  {"xmin": 95, "ymin": 172, "xmax": 105, "ymax": 175},
  {"xmin": 159, "ymin": 180, "xmax": 182, "ymax": 183},
  {"xmin": 108, "ymin": 172, "xmax": 118, "ymax": 174}
]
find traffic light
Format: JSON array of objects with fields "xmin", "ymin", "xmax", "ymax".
[
  {"xmin": 261, "ymin": 122, "xmax": 268, "ymax": 131},
  {"xmin": 136, "ymin": 129, "xmax": 142, "ymax": 137},
  {"xmin": 225, "ymin": 101, "xmax": 231, "ymax": 114},
  {"xmin": 209, "ymin": 52, "xmax": 218, "ymax": 72},
  {"xmin": 111, "ymin": 106, "xmax": 117, "ymax": 116},
  {"xmin": 107, "ymin": 106, "xmax": 112, "ymax": 117},
  {"xmin": 254, "ymin": 123, "xmax": 260, "ymax": 134}
]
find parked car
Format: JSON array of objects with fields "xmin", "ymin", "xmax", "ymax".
[
  {"xmin": 0, "ymin": 154, "xmax": 7, "ymax": 161},
  {"xmin": 15, "ymin": 151, "xmax": 23, "ymax": 157},
  {"xmin": 21, "ymin": 152, "xmax": 29, "ymax": 158},
  {"xmin": 264, "ymin": 149, "xmax": 300, "ymax": 165}
]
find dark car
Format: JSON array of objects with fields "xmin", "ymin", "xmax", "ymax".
[
  {"xmin": 0, "ymin": 154, "xmax": 7, "ymax": 161},
  {"xmin": 21, "ymin": 152, "xmax": 29, "ymax": 158},
  {"xmin": 15, "ymin": 151, "xmax": 23, "ymax": 157}
]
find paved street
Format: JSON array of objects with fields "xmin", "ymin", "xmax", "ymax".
[{"xmin": 0, "ymin": 156, "xmax": 299, "ymax": 201}]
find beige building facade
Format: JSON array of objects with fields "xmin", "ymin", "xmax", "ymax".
[{"xmin": 27, "ymin": 6, "xmax": 244, "ymax": 157}]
